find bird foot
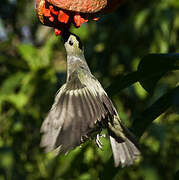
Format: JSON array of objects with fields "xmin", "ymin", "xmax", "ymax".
[{"xmin": 95, "ymin": 134, "xmax": 106, "ymax": 149}]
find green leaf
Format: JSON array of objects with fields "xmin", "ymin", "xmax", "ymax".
[
  {"xmin": 18, "ymin": 44, "xmax": 40, "ymax": 71},
  {"xmin": 138, "ymin": 53, "xmax": 179, "ymax": 94},
  {"xmin": 18, "ymin": 44, "xmax": 51, "ymax": 71},
  {"xmin": 131, "ymin": 85, "xmax": 179, "ymax": 138},
  {"xmin": 107, "ymin": 54, "xmax": 179, "ymax": 96},
  {"xmin": 0, "ymin": 72, "xmax": 25, "ymax": 95}
]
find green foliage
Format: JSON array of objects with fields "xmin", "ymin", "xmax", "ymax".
[
  {"xmin": 138, "ymin": 54, "xmax": 179, "ymax": 93},
  {"xmin": 0, "ymin": 0, "xmax": 179, "ymax": 180}
]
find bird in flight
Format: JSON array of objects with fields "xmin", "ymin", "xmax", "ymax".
[{"xmin": 40, "ymin": 32, "xmax": 140, "ymax": 167}]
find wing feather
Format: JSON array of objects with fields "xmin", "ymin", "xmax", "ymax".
[
  {"xmin": 40, "ymin": 67, "xmax": 140, "ymax": 167},
  {"xmin": 40, "ymin": 67, "xmax": 114, "ymax": 154}
]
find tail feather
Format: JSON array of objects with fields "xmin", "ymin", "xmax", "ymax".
[
  {"xmin": 110, "ymin": 136, "xmax": 140, "ymax": 167},
  {"xmin": 108, "ymin": 115, "xmax": 140, "ymax": 167}
]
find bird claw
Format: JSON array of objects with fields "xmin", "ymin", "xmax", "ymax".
[
  {"xmin": 101, "ymin": 134, "xmax": 106, "ymax": 138},
  {"xmin": 95, "ymin": 134, "xmax": 105, "ymax": 149}
]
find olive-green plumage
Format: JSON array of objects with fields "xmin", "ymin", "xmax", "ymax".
[{"xmin": 40, "ymin": 32, "xmax": 140, "ymax": 167}]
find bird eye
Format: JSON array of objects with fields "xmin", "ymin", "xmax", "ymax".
[{"xmin": 69, "ymin": 40, "xmax": 73, "ymax": 46}]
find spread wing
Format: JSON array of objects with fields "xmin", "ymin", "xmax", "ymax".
[{"xmin": 40, "ymin": 67, "xmax": 115, "ymax": 154}]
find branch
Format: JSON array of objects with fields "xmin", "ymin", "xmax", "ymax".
[
  {"xmin": 106, "ymin": 71, "xmax": 140, "ymax": 95},
  {"xmin": 131, "ymin": 85, "xmax": 179, "ymax": 138}
]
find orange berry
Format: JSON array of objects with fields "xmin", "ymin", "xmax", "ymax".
[
  {"xmin": 54, "ymin": 28, "xmax": 62, "ymax": 36},
  {"xmin": 58, "ymin": 10, "xmax": 69, "ymax": 24}
]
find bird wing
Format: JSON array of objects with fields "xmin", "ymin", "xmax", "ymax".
[{"xmin": 40, "ymin": 67, "xmax": 115, "ymax": 154}]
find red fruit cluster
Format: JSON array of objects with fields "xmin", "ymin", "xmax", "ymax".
[{"xmin": 37, "ymin": 0, "xmax": 99, "ymax": 36}]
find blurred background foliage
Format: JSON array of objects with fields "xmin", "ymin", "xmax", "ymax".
[{"xmin": 0, "ymin": 0, "xmax": 179, "ymax": 179}]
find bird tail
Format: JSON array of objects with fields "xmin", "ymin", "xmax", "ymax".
[{"xmin": 108, "ymin": 116, "xmax": 141, "ymax": 167}]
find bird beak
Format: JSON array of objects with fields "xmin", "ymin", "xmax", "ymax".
[{"xmin": 61, "ymin": 31, "xmax": 71, "ymax": 44}]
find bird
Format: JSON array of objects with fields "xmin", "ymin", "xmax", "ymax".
[{"xmin": 40, "ymin": 31, "xmax": 140, "ymax": 167}]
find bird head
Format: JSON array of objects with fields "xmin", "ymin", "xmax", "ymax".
[{"xmin": 62, "ymin": 32, "xmax": 84, "ymax": 56}]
